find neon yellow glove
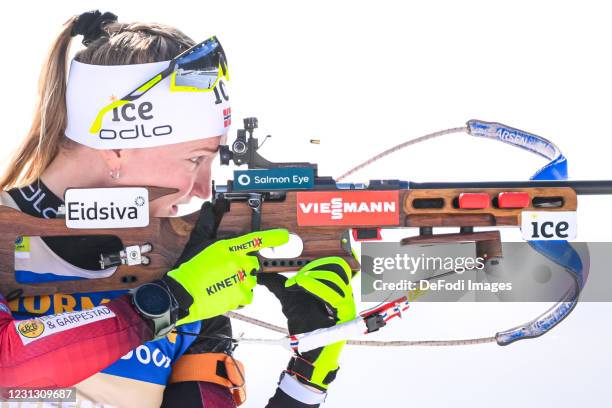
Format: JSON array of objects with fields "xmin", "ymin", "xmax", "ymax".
[
  {"xmin": 259, "ymin": 256, "xmax": 357, "ymax": 390},
  {"xmin": 165, "ymin": 228, "xmax": 289, "ymax": 325}
]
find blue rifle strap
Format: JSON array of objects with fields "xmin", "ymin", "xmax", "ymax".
[
  {"xmin": 468, "ymin": 120, "xmax": 585, "ymax": 345},
  {"xmin": 467, "ymin": 119, "xmax": 568, "ymax": 180}
]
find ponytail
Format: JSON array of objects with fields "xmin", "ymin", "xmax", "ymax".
[{"xmin": 0, "ymin": 16, "xmax": 77, "ymax": 190}]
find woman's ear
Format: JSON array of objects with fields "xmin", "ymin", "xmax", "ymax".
[{"xmin": 98, "ymin": 149, "xmax": 122, "ymax": 176}]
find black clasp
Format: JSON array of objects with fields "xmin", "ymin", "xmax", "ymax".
[{"xmin": 364, "ymin": 314, "xmax": 387, "ymax": 333}]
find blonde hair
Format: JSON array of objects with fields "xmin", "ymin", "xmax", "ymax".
[{"xmin": 0, "ymin": 15, "xmax": 195, "ymax": 190}]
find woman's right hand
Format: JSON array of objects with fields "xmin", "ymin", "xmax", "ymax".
[{"xmin": 162, "ymin": 202, "xmax": 289, "ymax": 325}]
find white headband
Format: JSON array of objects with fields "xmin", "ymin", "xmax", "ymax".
[{"xmin": 65, "ymin": 59, "xmax": 231, "ymax": 149}]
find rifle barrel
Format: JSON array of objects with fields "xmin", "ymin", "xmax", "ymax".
[{"xmin": 408, "ymin": 180, "xmax": 612, "ymax": 195}]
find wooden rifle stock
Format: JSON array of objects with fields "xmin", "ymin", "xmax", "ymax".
[{"xmin": 0, "ymin": 185, "xmax": 578, "ymax": 297}]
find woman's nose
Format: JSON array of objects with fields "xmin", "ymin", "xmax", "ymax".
[{"xmin": 191, "ymin": 161, "xmax": 214, "ymax": 199}]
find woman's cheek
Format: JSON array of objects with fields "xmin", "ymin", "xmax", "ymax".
[{"xmin": 155, "ymin": 162, "xmax": 197, "ymax": 193}]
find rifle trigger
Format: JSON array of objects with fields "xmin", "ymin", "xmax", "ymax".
[{"xmin": 247, "ymin": 193, "xmax": 263, "ymax": 231}]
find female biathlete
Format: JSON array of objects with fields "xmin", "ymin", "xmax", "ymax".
[{"xmin": 0, "ymin": 11, "xmax": 357, "ymax": 408}]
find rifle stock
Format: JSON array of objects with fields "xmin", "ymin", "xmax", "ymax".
[
  {"xmin": 0, "ymin": 206, "xmax": 198, "ymax": 297},
  {"xmin": 0, "ymin": 184, "xmax": 581, "ymax": 297}
]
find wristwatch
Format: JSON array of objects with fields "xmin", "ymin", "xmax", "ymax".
[{"xmin": 131, "ymin": 282, "xmax": 178, "ymax": 340}]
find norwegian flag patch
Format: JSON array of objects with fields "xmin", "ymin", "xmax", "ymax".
[
  {"xmin": 289, "ymin": 335, "xmax": 299, "ymax": 351},
  {"xmin": 223, "ymin": 107, "xmax": 232, "ymax": 127}
]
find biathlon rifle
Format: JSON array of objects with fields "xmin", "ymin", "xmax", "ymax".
[{"xmin": 1, "ymin": 117, "xmax": 611, "ymax": 346}]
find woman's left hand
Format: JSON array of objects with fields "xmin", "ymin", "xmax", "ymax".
[{"xmin": 257, "ymin": 257, "xmax": 357, "ymax": 391}]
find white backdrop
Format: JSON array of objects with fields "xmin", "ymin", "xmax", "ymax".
[{"xmin": 1, "ymin": 1, "xmax": 612, "ymax": 407}]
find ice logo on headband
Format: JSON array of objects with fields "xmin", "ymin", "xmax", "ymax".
[
  {"xmin": 100, "ymin": 98, "xmax": 172, "ymax": 139},
  {"xmin": 65, "ymin": 38, "xmax": 231, "ymax": 150}
]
